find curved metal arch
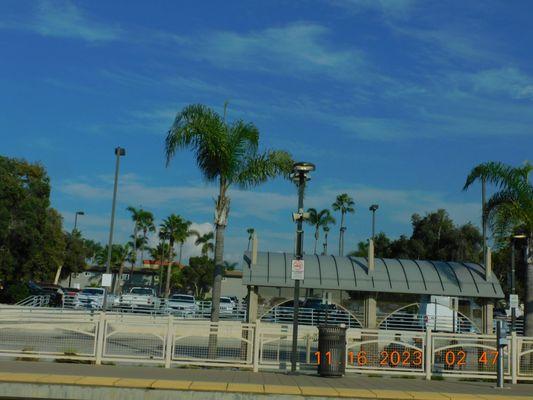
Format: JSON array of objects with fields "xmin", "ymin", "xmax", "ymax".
[
  {"xmin": 259, "ymin": 299, "xmax": 363, "ymax": 328},
  {"xmin": 377, "ymin": 303, "xmax": 420, "ymax": 325},
  {"xmin": 376, "ymin": 303, "xmax": 482, "ymax": 333},
  {"xmin": 433, "ymin": 343, "xmax": 500, "ymax": 353},
  {"xmin": 347, "ymin": 339, "xmax": 423, "ymax": 352}
]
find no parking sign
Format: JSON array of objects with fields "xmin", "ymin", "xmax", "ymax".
[{"xmin": 291, "ymin": 259, "xmax": 304, "ymax": 280}]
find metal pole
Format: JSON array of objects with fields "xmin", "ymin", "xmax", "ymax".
[
  {"xmin": 291, "ymin": 172, "xmax": 305, "ymax": 374},
  {"xmin": 496, "ymin": 320, "xmax": 504, "ymax": 388},
  {"xmin": 511, "ymin": 239, "xmax": 516, "ymax": 333},
  {"xmin": 106, "ymin": 148, "xmax": 123, "ymax": 274},
  {"xmin": 482, "ymin": 178, "xmax": 487, "ymax": 264},
  {"xmin": 371, "ymin": 210, "xmax": 376, "ymax": 240},
  {"xmin": 74, "ymin": 213, "xmax": 79, "ymax": 232}
]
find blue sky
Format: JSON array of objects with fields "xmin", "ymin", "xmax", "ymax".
[{"xmin": 1, "ymin": 0, "xmax": 532, "ymax": 263}]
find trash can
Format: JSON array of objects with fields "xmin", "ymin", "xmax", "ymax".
[{"xmin": 317, "ymin": 324, "xmax": 347, "ymax": 377}]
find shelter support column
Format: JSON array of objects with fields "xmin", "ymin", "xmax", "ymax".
[
  {"xmin": 364, "ymin": 294, "xmax": 377, "ymax": 329},
  {"xmin": 482, "ymin": 247, "xmax": 494, "ymax": 334},
  {"xmin": 246, "ymin": 285, "xmax": 259, "ymax": 323},
  {"xmin": 482, "ymin": 300, "xmax": 494, "ymax": 334}
]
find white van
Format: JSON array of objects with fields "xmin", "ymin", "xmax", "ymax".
[{"xmin": 419, "ymin": 296, "xmax": 458, "ymax": 332}]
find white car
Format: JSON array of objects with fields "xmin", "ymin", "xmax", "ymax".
[
  {"xmin": 167, "ymin": 294, "xmax": 198, "ymax": 316},
  {"xmin": 219, "ymin": 296, "xmax": 236, "ymax": 316},
  {"xmin": 76, "ymin": 287, "xmax": 106, "ymax": 310},
  {"xmin": 119, "ymin": 287, "xmax": 160, "ymax": 310}
]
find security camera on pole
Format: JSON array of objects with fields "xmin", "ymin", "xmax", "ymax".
[{"xmin": 290, "ymin": 162, "xmax": 315, "ymax": 374}]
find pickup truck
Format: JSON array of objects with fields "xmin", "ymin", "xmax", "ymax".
[{"xmin": 119, "ymin": 287, "xmax": 160, "ymax": 310}]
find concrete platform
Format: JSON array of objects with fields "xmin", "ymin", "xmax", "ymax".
[{"xmin": 0, "ymin": 361, "xmax": 530, "ymax": 399}]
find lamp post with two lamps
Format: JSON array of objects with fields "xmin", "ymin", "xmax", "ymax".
[{"xmin": 290, "ymin": 162, "xmax": 315, "ymax": 374}]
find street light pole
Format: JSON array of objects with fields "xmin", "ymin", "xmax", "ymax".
[
  {"xmin": 73, "ymin": 211, "xmax": 84, "ymax": 232},
  {"xmin": 105, "ymin": 147, "xmax": 126, "ymax": 275},
  {"xmin": 291, "ymin": 162, "xmax": 315, "ymax": 374},
  {"xmin": 511, "ymin": 239, "xmax": 516, "ymax": 332},
  {"xmin": 369, "ymin": 204, "xmax": 379, "ymax": 240}
]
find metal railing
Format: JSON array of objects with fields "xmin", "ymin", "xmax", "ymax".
[
  {"xmin": 0, "ymin": 307, "xmax": 532, "ymax": 381},
  {"xmin": 260, "ymin": 306, "xmax": 363, "ymax": 328},
  {"xmin": 15, "ymin": 295, "xmax": 50, "ymax": 307}
]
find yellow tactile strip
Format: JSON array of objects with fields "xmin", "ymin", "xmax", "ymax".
[{"xmin": 0, "ymin": 372, "xmax": 530, "ymax": 399}]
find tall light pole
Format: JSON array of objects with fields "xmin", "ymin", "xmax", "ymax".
[
  {"xmin": 369, "ymin": 204, "xmax": 379, "ymax": 240},
  {"xmin": 290, "ymin": 162, "xmax": 315, "ymax": 374},
  {"xmin": 105, "ymin": 147, "xmax": 126, "ymax": 275},
  {"xmin": 511, "ymin": 232, "xmax": 527, "ymax": 332},
  {"xmin": 73, "ymin": 211, "xmax": 85, "ymax": 232}
]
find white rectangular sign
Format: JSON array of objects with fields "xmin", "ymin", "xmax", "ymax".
[
  {"xmin": 101, "ymin": 273, "xmax": 113, "ymax": 288},
  {"xmin": 291, "ymin": 259, "xmax": 304, "ymax": 280},
  {"xmin": 509, "ymin": 294, "xmax": 519, "ymax": 309}
]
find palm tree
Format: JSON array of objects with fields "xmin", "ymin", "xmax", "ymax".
[
  {"xmin": 137, "ymin": 209, "xmax": 155, "ymax": 267},
  {"xmin": 306, "ymin": 208, "xmax": 336, "ymax": 255},
  {"xmin": 332, "ymin": 193, "xmax": 355, "ymax": 256},
  {"xmin": 322, "ymin": 226, "xmax": 330, "ymax": 255},
  {"xmin": 126, "ymin": 206, "xmax": 142, "ymax": 266},
  {"xmin": 191, "ymin": 231, "xmax": 215, "ymax": 257},
  {"xmin": 165, "ymin": 103, "xmax": 292, "ymax": 327},
  {"xmin": 463, "ymin": 161, "xmax": 532, "ymax": 335},
  {"xmin": 223, "ymin": 260, "xmax": 238, "ymax": 271},
  {"xmin": 246, "ymin": 228, "xmax": 255, "ymax": 251},
  {"xmin": 157, "ymin": 225, "xmax": 170, "ymax": 295},
  {"xmin": 114, "ymin": 243, "xmax": 133, "ymax": 294},
  {"xmin": 161, "ymin": 214, "xmax": 188, "ymax": 298}
]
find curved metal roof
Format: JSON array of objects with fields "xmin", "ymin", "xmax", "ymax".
[{"xmin": 242, "ymin": 252, "xmax": 503, "ymax": 299}]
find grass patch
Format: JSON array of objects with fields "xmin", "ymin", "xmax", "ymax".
[{"xmin": 15, "ymin": 346, "xmax": 39, "ymax": 362}]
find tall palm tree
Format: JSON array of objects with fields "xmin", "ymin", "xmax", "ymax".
[
  {"xmin": 165, "ymin": 103, "xmax": 292, "ymax": 328},
  {"xmin": 137, "ymin": 210, "xmax": 155, "ymax": 268},
  {"xmin": 246, "ymin": 228, "xmax": 255, "ymax": 251},
  {"xmin": 332, "ymin": 193, "xmax": 355, "ymax": 256},
  {"xmin": 191, "ymin": 231, "xmax": 215, "ymax": 257},
  {"xmin": 306, "ymin": 208, "xmax": 336, "ymax": 255},
  {"xmin": 126, "ymin": 206, "xmax": 142, "ymax": 267},
  {"xmin": 322, "ymin": 226, "xmax": 330, "ymax": 255},
  {"xmin": 161, "ymin": 214, "xmax": 187, "ymax": 298},
  {"xmin": 114, "ymin": 243, "xmax": 133, "ymax": 294},
  {"xmin": 464, "ymin": 161, "xmax": 532, "ymax": 335},
  {"xmin": 157, "ymin": 225, "xmax": 170, "ymax": 295}
]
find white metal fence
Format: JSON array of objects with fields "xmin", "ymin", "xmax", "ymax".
[{"xmin": 1, "ymin": 306, "xmax": 532, "ymax": 382}]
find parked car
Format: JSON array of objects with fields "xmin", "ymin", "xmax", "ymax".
[
  {"xmin": 62, "ymin": 287, "xmax": 80, "ymax": 308},
  {"xmin": 219, "ymin": 296, "xmax": 236, "ymax": 316},
  {"xmin": 76, "ymin": 287, "xmax": 106, "ymax": 309},
  {"xmin": 34, "ymin": 282, "xmax": 64, "ymax": 307},
  {"xmin": 119, "ymin": 287, "xmax": 160, "ymax": 310},
  {"xmin": 167, "ymin": 294, "xmax": 198, "ymax": 316}
]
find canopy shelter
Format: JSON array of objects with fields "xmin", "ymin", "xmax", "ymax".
[{"xmin": 242, "ymin": 252, "xmax": 504, "ymax": 299}]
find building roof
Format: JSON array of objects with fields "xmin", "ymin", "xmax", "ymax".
[{"xmin": 242, "ymin": 252, "xmax": 504, "ymax": 299}]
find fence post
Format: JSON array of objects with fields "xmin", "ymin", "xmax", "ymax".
[
  {"xmin": 425, "ymin": 328, "xmax": 432, "ymax": 380},
  {"xmin": 165, "ymin": 314, "xmax": 173, "ymax": 368},
  {"xmin": 95, "ymin": 312, "xmax": 106, "ymax": 365},
  {"xmin": 253, "ymin": 319, "xmax": 261, "ymax": 372},
  {"xmin": 511, "ymin": 331, "xmax": 518, "ymax": 384}
]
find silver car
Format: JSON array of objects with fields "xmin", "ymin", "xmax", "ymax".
[{"xmin": 167, "ymin": 294, "xmax": 198, "ymax": 316}]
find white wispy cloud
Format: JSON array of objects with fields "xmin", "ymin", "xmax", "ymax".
[
  {"xmin": 1, "ymin": 0, "xmax": 122, "ymax": 42},
  {"xmin": 333, "ymin": 0, "xmax": 417, "ymax": 19},
  {"xmin": 184, "ymin": 22, "xmax": 366, "ymax": 81},
  {"xmin": 465, "ymin": 67, "xmax": 533, "ymax": 100}
]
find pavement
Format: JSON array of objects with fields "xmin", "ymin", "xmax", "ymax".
[{"xmin": 0, "ymin": 361, "xmax": 531, "ymax": 400}]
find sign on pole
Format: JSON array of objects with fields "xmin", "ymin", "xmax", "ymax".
[
  {"xmin": 509, "ymin": 294, "xmax": 519, "ymax": 309},
  {"xmin": 291, "ymin": 259, "xmax": 304, "ymax": 280},
  {"xmin": 101, "ymin": 273, "xmax": 113, "ymax": 288}
]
